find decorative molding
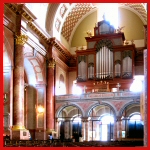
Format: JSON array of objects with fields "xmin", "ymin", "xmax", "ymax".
[
  {"xmin": 55, "ymin": 91, "xmax": 140, "ymax": 101},
  {"xmin": 27, "ymin": 22, "xmax": 49, "ymax": 43},
  {"xmin": 4, "ymin": 3, "xmax": 37, "ymax": 22},
  {"xmin": 55, "ymin": 19, "xmax": 61, "ymax": 32},
  {"xmin": 60, "ymin": 4, "xmax": 67, "ymax": 18},
  {"xmin": 49, "ymin": 38, "xmax": 72, "ymax": 61}
]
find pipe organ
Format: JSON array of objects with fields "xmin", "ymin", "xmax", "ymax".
[
  {"xmin": 96, "ymin": 45, "xmax": 113, "ymax": 80},
  {"xmin": 76, "ymin": 19, "xmax": 135, "ymax": 92}
]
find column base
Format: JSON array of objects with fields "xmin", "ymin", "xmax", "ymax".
[
  {"xmin": 46, "ymin": 129, "xmax": 55, "ymax": 133},
  {"xmin": 35, "ymin": 130, "xmax": 45, "ymax": 140},
  {"xmin": 11, "ymin": 128, "xmax": 30, "ymax": 140}
]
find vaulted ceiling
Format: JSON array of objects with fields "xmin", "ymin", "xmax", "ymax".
[
  {"xmin": 6, "ymin": 3, "xmax": 146, "ymax": 49},
  {"xmin": 54, "ymin": 3, "xmax": 147, "ymax": 43}
]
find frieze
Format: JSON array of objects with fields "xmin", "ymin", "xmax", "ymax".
[{"xmin": 56, "ymin": 91, "xmax": 140, "ymax": 101}]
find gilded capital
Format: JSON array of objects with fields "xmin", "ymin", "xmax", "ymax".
[
  {"xmin": 15, "ymin": 34, "xmax": 28, "ymax": 46},
  {"xmin": 47, "ymin": 58, "xmax": 56, "ymax": 68}
]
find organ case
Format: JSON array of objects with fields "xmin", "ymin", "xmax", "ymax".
[{"xmin": 76, "ymin": 19, "xmax": 135, "ymax": 92}]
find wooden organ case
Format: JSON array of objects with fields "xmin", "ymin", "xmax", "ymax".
[{"xmin": 75, "ymin": 19, "xmax": 135, "ymax": 92}]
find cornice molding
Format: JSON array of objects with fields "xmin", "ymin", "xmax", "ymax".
[
  {"xmin": 4, "ymin": 3, "xmax": 37, "ymax": 22},
  {"xmin": 49, "ymin": 38, "xmax": 72, "ymax": 61},
  {"xmin": 27, "ymin": 21, "xmax": 50, "ymax": 43}
]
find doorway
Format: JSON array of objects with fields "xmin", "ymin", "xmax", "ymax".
[
  {"xmin": 72, "ymin": 117, "xmax": 82, "ymax": 142},
  {"xmin": 128, "ymin": 114, "xmax": 143, "ymax": 138},
  {"xmin": 100, "ymin": 115, "xmax": 114, "ymax": 141}
]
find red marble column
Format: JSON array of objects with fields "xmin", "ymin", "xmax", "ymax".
[
  {"xmin": 11, "ymin": 34, "xmax": 28, "ymax": 140},
  {"xmin": 46, "ymin": 57, "xmax": 55, "ymax": 133},
  {"xmin": 13, "ymin": 44, "xmax": 24, "ymax": 129}
]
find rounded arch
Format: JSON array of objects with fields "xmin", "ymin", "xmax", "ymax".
[
  {"xmin": 86, "ymin": 102, "xmax": 116, "ymax": 118},
  {"xmin": 45, "ymin": 3, "xmax": 60, "ymax": 36},
  {"xmin": 55, "ymin": 103, "xmax": 84, "ymax": 118},
  {"xmin": 128, "ymin": 112, "xmax": 141, "ymax": 119},
  {"xmin": 24, "ymin": 58, "xmax": 37, "ymax": 85},
  {"xmin": 24, "ymin": 56, "xmax": 45, "ymax": 85},
  {"xmin": 119, "ymin": 101, "xmax": 140, "ymax": 117},
  {"xmin": 119, "ymin": 5, "xmax": 147, "ymax": 24}
]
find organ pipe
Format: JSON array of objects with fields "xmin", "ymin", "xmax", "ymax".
[{"xmin": 96, "ymin": 46, "xmax": 113, "ymax": 79}]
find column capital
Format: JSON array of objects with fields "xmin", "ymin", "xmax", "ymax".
[
  {"xmin": 15, "ymin": 34, "xmax": 28, "ymax": 46},
  {"xmin": 47, "ymin": 58, "xmax": 56, "ymax": 68}
]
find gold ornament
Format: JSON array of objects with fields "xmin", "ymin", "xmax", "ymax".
[
  {"xmin": 47, "ymin": 58, "xmax": 56, "ymax": 68},
  {"xmin": 15, "ymin": 34, "xmax": 28, "ymax": 46}
]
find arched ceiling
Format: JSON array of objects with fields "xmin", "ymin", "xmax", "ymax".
[
  {"xmin": 24, "ymin": 3, "xmax": 147, "ymax": 47},
  {"xmin": 51, "ymin": 3, "xmax": 147, "ymax": 44},
  {"xmin": 61, "ymin": 3, "xmax": 95, "ymax": 42}
]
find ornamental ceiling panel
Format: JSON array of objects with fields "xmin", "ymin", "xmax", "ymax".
[{"xmin": 61, "ymin": 3, "xmax": 96, "ymax": 42}]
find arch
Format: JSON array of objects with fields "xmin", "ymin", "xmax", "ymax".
[
  {"xmin": 45, "ymin": 3, "xmax": 60, "ymax": 36},
  {"xmin": 119, "ymin": 5, "xmax": 147, "ymax": 24},
  {"xmin": 128, "ymin": 112, "xmax": 141, "ymax": 119},
  {"xmin": 119, "ymin": 101, "xmax": 140, "ymax": 117},
  {"xmin": 87, "ymin": 102, "xmax": 116, "ymax": 141},
  {"xmin": 24, "ymin": 57, "xmax": 45, "ymax": 84},
  {"xmin": 86, "ymin": 102, "xmax": 116, "ymax": 118},
  {"xmin": 55, "ymin": 103, "xmax": 84, "ymax": 118},
  {"xmin": 24, "ymin": 58, "xmax": 36, "ymax": 85}
]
